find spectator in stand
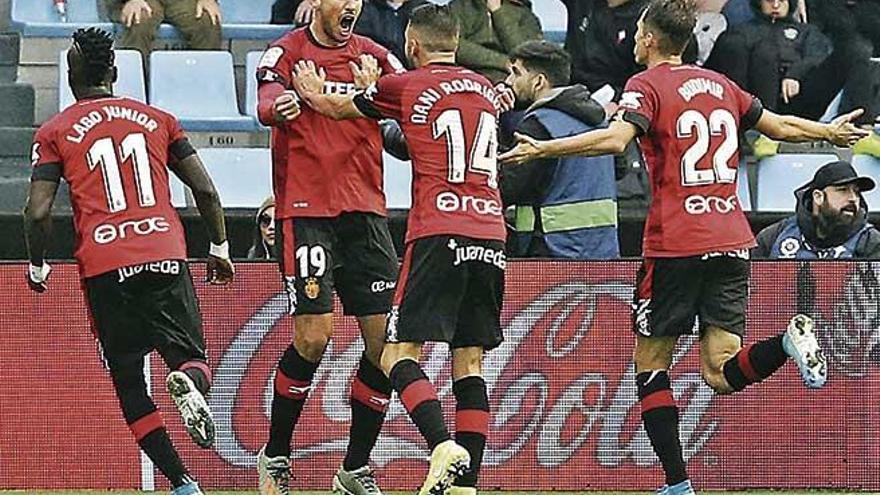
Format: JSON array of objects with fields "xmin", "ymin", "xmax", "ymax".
[
  {"xmin": 355, "ymin": 0, "xmax": 428, "ymax": 65},
  {"xmin": 501, "ymin": 41, "xmax": 620, "ymax": 259},
  {"xmin": 753, "ymin": 160, "xmax": 880, "ymax": 259},
  {"xmin": 247, "ymin": 197, "xmax": 276, "ymax": 260},
  {"xmin": 563, "ymin": 0, "xmax": 649, "ymax": 100},
  {"xmin": 270, "ymin": 0, "xmax": 312, "ymax": 25},
  {"xmin": 804, "ymin": 0, "xmax": 880, "ymax": 126},
  {"xmin": 104, "ymin": 0, "xmax": 221, "ymax": 57},
  {"xmin": 707, "ymin": 0, "xmax": 868, "ymax": 124},
  {"xmin": 448, "ymin": 0, "xmax": 543, "ymax": 83}
]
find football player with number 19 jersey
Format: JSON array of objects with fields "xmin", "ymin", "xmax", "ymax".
[
  {"xmin": 500, "ymin": 0, "xmax": 868, "ymax": 493},
  {"xmin": 291, "ymin": 5, "xmax": 509, "ymax": 495}
]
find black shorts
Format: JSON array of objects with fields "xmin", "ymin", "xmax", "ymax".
[
  {"xmin": 84, "ymin": 260, "xmax": 206, "ymax": 371},
  {"xmin": 632, "ymin": 252, "xmax": 750, "ymax": 338},
  {"xmin": 277, "ymin": 212, "xmax": 398, "ymax": 316},
  {"xmin": 387, "ymin": 235, "xmax": 505, "ymax": 350}
]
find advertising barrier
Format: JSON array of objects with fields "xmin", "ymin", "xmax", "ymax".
[{"xmin": 1, "ymin": 261, "xmax": 878, "ymax": 491}]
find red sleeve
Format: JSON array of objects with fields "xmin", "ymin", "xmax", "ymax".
[
  {"xmin": 352, "ymin": 73, "xmax": 408, "ymax": 121},
  {"xmin": 32, "ymin": 124, "xmax": 62, "ymax": 167},
  {"xmin": 616, "ymin": 76, "xmax": 658, "ymax": 136},
  {"xmin": 165, "ymin": 111, "xmax": 187, "ymax": 143},
  {"xmin": 256, "ymin": 44, "xmax": 294, "ymax": 126},
  {"xmin": 30, "ymin": 123, "xmax": 63, "ymax": 182}
]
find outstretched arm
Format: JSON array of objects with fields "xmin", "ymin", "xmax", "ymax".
[
  {"xmin": 499, "ymin": 119, "xmax": 638, "ymax": 165},
  {"xmin": 754, "ymin": 108, "xmax": 869, "ymax": 146}
]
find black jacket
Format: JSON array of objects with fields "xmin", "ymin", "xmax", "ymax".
[
  {"xmin": 563, "ymin": 0, "xmax": 647, "ymax": 96},
  {"xmin": 563, "ymin": 0, "xmax": 697, "ymax": 96},
  {"xmin": 355, "ymin": 0, "xmax": 428, "ymax": 65},
  {"xmin": 753, "ymin": 190, "xmax": 880, "ymax": 258},
  {"xmin": 707, "ymin": 0, "xmax": 832, "ymax": 110},
  {"xmin": 500, "ymin": 85, "xmax": 606, "ymax": 206}
]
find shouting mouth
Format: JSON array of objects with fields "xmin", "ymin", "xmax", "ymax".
[{"xmin": 339, "ymin": 12, "xmax": 356, "ymax": 35}]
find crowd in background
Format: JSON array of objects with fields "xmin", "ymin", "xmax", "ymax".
[{"xmin": 100, "ymin": 0, "xmax": 880, "ymax": 260}]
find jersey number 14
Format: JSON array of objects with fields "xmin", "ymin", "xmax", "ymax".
[{"xmin": 433, "ymin": 109, "xmax": 498, "ymax": 189}]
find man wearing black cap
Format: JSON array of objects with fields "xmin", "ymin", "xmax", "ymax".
[{"xmin": 754, "ymin": 160, "xmax": 880, "ymax": 259}]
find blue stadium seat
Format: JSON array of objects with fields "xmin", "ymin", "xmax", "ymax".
[
  {"xmin": 11, "ymin": 0, "xmax": 113, "ymax": 37},
  {"xmin": 195, "ymin": 148, "xmax": 272, "ymax": 208},
  {"xmin": 245, "ymin": 50, "xmax": 263, "ymax": 122},
  {"xmin": 169, "ymin": 173, "xmax": 188, "ymax": 208},
  {"xmin": 755, "ymin": 154, "xmax": 838, "ymax": 211},
  {"xmin": 383, "ymin": 152, "xmax": 412, "ymax": 209},
  {"xmin": 223, "ymin": 0, "xmax": 273, "ymax": 24},
  {"xmin": 852, "ymin": 154, "xmax": 880, "ymax": 212},
  {"xmin": 737, "ymin": 160, "xmax": 752, "ymax": 212},
  {"xmin": 59, "ymin": 49, "xmax": 146, "ymax": 111},
  {"xmin": 149, "ymin": 51, "xmax": 256, "ymax": 131},
  {"xmin": 220, "ymin": 0, "xmax": 290, "ymax": 39}
]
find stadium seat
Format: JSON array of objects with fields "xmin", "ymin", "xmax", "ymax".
[
  {"xmin": 383, "ymin": 152, "xmax": 412, "ymax": 209},
  {"xmin": 737, "ymin": 161, "xmax": 752, "ymax": 211},
  {"xmin": 755, "ymin": 154, "xmax": 838, "ymax": 211},
  {"xmin": 218, "ymin": 0, "xmax": 291, "ymax": 39},
  {"xmin": 852, "ymin": 154, "xmax": 880, "ymax": 211},
  {"xmin": 195, "ymin": 148, "xmax": 272, "ymax": 208},
  {"xmin": 245, "ymin": 50, "xmax": 263, "ymax": 122},
  {"xmin": 149, "ymin": 51, "xmax": 256, "ymax": 131},
  {"xmin": 58, "ymin": 49, "xmax": 146, "ymax": 111},
  {"xmin": 10, "ymin": 0, "xmax": 113, "ymax": 37},
  {"xmin": 169, "ymin": 173, "xmax": 188, "ymax": 208}
]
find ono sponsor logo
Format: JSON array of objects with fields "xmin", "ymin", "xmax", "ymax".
[
  {"xmin": 93, "ymin": 216, "xmax": 171, "ymax": 245},
  {"xmin": 684, "ymin": 194, "xmax": 739, "ymax": 215},
  {"xmin": 436, "ymin": 191, "xmax": 502, "ymax": 217}
]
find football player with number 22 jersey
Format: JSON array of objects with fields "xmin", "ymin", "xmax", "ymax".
[{"xmin": 500, "ymin": 0, "xmax": 869, "ymax": 493}]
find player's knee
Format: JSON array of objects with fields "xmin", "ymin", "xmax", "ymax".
[
  {"xmin": 452, "ymin": 347, "xmax": 483, "ymax": 380},
  {"xmin": 633, "ymin": 344, "xmax": 673, "ymax": 371},
  {"xmin": 293, "ymin": 331, "xmax": 330, "ymax": 362},
  {"xmin": 110, "ymin": 365, "xmax": 146, "ymax": 392}
]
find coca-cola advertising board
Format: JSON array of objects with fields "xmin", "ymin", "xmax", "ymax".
[{"xmin": 1, "ymin": 261, "xmax": 878, "ymax": 491}]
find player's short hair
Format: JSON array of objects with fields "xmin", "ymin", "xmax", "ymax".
[
  {"xmin": 510, "ymin": 40, "xmax": 571, "ymax": 87},
  {"xmin": 408, "ymin": 4, "xmax": 460, "ymax": 53},
  {"xmin": 642, "ymin": 0, "xmax": 696, "ymax": 56},
  {"xmin": 72, "ymin": 27, "xmax": 115, "ymax": 86}
]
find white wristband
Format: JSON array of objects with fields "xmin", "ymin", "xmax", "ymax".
[{"xmin": 209, "ymin": 240, "xmax": 230, "ymax": 260}]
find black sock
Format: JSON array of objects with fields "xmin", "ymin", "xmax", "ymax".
[
  {"xmin": 111, "ymin": 364, "xmax": 190, "ymax": 487},
  {"xmin": 389, "ymin": 359, "xmax": 450, "ymax": 449},
  {"xmin": 178, "ymin": 360, "xmax": 212, "ymax": 395},
  {"xmin": 343, "ymin": 355, "xmax": 392, "ymax": 471},
  {"xmin": 138, "ymin": 424, "xmax": 192, "ymax": 487},
  {"xmin": 452, "ymin": 376, "xmax": 489, "ymax": 488},
  {"xmin": 722, "ymin": 335, "xmax": 788, "ymax": 392},
  {"xmin": 637, "ymin": 370, "xmax": 687, "ymax": 486},
  {"xmin": 266, "ymin": 344, "xmax": 319, "ymax": 458}
]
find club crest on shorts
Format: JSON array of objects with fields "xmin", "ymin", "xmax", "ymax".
[
  {"xmin": 304, "ymin": 277, "xmax": 320, "ymax": 299},
  {"xmin": 385, "ymin": 306, "xmax": 400, "ymax": 343}
]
